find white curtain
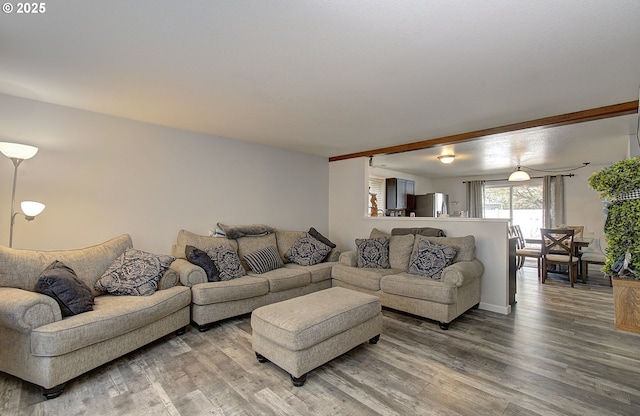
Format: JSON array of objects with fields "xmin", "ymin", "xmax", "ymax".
[
  {"xmin": 465, "ymin": 180, "xmax": 485, "ymax": 218},
  {"xmin": 543, "ymin": 175, "xmax": 565, "ymax": 227}
]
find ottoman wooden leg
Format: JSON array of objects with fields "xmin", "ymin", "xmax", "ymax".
[
  {"xmin": 255, "ymin": 352, "xmax": 269, "ymax": 363},
  {"xmin": 369, "ymin": 334, "xmax": 380, "ymax": 344},
  {"xmin": 291, "ymin": 373, "xmax": 307, "ymax": 387}
]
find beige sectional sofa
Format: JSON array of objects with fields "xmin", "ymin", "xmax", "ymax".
[
  {"xmin": 170, "ymin": 228, "xmax": 340, "ymax": 331},
  {"xmin": 0, "ymin": 234, "xmax": 191, "ymax": 398},
  {"xmin": 331, "ymin": 228, "xmax": 484, "ymax": 329}
]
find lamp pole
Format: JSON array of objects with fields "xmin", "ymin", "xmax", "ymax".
[{"xmin": 8, "ymin": 157, "xmax": 24, "ymax": 247}]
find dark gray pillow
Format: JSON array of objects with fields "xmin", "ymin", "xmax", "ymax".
[
  {"xmin": 95, "ymin": 249, "xmax": 175, "ymax": 296},
  {"xmin": 243, "ymin": 245, "xmax": 284, "ymax": 274},
  {"xmin": 216, "ymin": 223, "xmax": 276, "ymax": 239},
  {"xmin": 285, "ymin": 232, "xmax": 332, "ymax": 266},
  {"xmin": 308, "ymin": 227, "xmax": 336, "ymax": 248},
  {"xmin": 205, "ymin": 245, "xmax": 246, "ymax": 281},
  {"xmin": 407, "ymin": 239, "xmax": 458, "ymax": 280},
  {"xmin": 185, "ymin": 245, "xmax": 219, "ymax": 282},
  {"xmin": 35, "ymin": 261, "xmax": 94, "ymax": 317},
  {"xmin": 356, "ymin": 237, "xmax": 390, "ymax": 268}
]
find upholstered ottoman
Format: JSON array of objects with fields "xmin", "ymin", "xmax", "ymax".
[{"xmin": 251, "ymin": 287, "xmax": 382, "ymax": 386}]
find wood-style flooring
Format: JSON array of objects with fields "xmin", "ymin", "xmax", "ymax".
[{"xmin": 1, "ymin": 268, "xmax": 639, "ymax": 416}]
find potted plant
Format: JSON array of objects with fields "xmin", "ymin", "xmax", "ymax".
[{"xmin": 588, "ymin": 156, "xmax": 640, "ymax": 333}]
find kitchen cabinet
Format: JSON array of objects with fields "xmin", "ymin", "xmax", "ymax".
[{"xmin": 386, "ymin": 178, "xmax": 415, "ymax": 210}]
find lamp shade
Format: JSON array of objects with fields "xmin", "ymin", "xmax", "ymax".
[
  {"xmin": 438, "ymin": 155, "xmax": 456, "ymax": 164},
  {"xmin": 0, "ymin": 142, "xmax": 38, "ymax": 160},
  {"xmin": 20, "ymin": 201, "xmax": 45, "ymax": 217},
  {"xmin": 508, "ymin": 166, "xmax": 530, "ymax": 181}
]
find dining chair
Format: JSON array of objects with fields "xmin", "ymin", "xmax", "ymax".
[
  {"xmin": 540, "ymin": 228, "xmax": 580, "ymax": 287},
  {"xmin": 580, "ymin": 236, "xmax": 610, "ymax": 286},
  {"xmin": 566, "ymin": 225, "xmax": 584, "ymax": 239},
  {"xmin": 513, "ymin": 225, "xmax": 543, "ymax": 280}
]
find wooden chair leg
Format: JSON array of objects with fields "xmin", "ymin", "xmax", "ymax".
[
  {"xmin": 537, "ymin": 258, "xmax": 541, "ymax": 280},
  {"xmin": 570, "ymin": 263, "xmax": 577, "ymax": 287}
]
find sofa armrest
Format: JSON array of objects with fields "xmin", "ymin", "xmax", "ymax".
[
  {"xmin": 0, "ymin": 287, "xmax": 61, "ymax": 333},
  {"xmin": 158, "ymin": 268, "xmax": 179, "ymax": 290},
  {"xmin": 325, "ymin": 248, "xmax": 341, "ymax": 263},
  {"xmin": 338, "ymin": 251, "xmax": 358, "ymax": 267},
  {"xmin": 169, "ymin": 258, "xmax": 207, "ymax": 287},
  {"xmin": 441, "ymin": 258, "xmax": 484, "ymax": 287}
]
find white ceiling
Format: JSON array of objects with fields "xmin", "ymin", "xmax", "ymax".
[{"xmin": 1, "ymin": 1, "xmax": 639, "ymax": 175}]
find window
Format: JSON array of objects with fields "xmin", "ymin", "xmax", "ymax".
[
  {"xmin": 484, "ymin": 181, "xmax": 543, "ymax": 239},
  {"xmin": 368, "ymin": 177, "xmax": 385, "ymax": 216}
]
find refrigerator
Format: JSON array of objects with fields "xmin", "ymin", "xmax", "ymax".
[{"xmin": 414, "ymin": 193, "xmax": 449, "ymax": 217}]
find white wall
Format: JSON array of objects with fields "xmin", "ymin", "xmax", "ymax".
[
  {"xmin": 0, "ymin": 94, "xmax": 330, "ymax": 253},
  {"xmin": 369, "ymin": 166, "xmax": 433, "ymax": 195},
  {"xmin": 329, "ymin": 157, "xmax": 512, "ymax": 315}
]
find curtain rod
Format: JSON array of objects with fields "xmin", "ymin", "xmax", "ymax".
[{"xmin": 463, "ymin": 173, "xmax": 574, "ymax": 184}]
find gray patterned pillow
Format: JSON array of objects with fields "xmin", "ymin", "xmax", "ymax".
[
  {"xmin": 205, "ymin": 245, "xmax": 246, "ymax": 281},
  {"xmin": 407, "ymin": 239, "xmax": 457, "ymax": 280},
  {"xmin": 95, "ymin": 249, "xmax": 175, "ymax": 296},
  {"xmin": 284, "ymin": 232, "xmax": 332, "ymax": 266},
  {"xmin": 243, "ymin": 245, "xmax": 284, "ymax": 274},
  {"xmin": 356, "ymin": 237, "xmax": 390, "ymax": 268}
]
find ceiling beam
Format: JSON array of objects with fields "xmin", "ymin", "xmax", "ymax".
[{"xmin": 328, "ymin": 100, "xmax": 639, "ymax": 162}]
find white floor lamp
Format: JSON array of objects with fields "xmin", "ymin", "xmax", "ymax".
[{"xmin": 0, "ymin": 142, "xmax": 45, "ymax": 247}]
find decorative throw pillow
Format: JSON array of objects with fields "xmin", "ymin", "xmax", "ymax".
[
  {"xmin": 308, "ymin": 227, "xmax": 336, "ymax": 248},
  {"xmin": 407, "ymin": 239, "xmax": 458, "ymax": 280},
  {"xmin": 205, "ymin": 245, "xmax": 246, "ymax": 281},
  {"xmin": 216, "ymin": 223, "xmax": 276, "ymax": 239},
  {"xmin": 356, "ymin": 237, "xmax": 390, "ymax": 268},
  {"xmin": 185, "ymin": 245, "xmax": 219, "ymax": 282},
  {"xmin": 243, "ymin": 245, "xmax": 284, "ymax": 274},
  {"xmin": 95, "ymin": 249, "xmax": 175, "ymax": 296},
  {"xmin": 285, "ymin": 232, "xmax": 332, "ymax": 266},
  {"xmin": 35, "ymin": 261, "xmax": 94, "ymax": 317}
]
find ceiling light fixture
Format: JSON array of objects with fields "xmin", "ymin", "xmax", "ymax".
[
  {"xmin": 508, "ymin": 166, "xmax": 531, "ymax": 181},
  {"xmin": 508, "ymin": 162, "xmax": 591, "ymax": 182},
  {"xmin": 438, "ymin": 155, "xmax": 456, "ymax": 164}
]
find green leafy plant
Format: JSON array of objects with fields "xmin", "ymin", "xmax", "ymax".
[{"xmin": 588, "ymin": 157, "xmax": 640, "ymax": 277}]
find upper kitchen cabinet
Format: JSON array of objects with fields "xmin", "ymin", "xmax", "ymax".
[{"xmin": 386, "ymin": 178, "xmax": 415, "ymax": 210}]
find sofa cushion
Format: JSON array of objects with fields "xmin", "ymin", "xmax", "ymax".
[
  {"xmin": 370, "ymin": 228, "xmax": 414, "ymax": 269},
  {"xmin": 407, "ymin": 239, "xmax": 458, "ymax": 280},
  {"xmin": 252, "ymin": 267, "xmax": 310, "ymax": 292},
  {"xmin": 95, "ymin": 249, "xmax": 175, "ymax": 296},
  {"xmin": 285, "ymin": 233, "xmax": 332, "ymax": 266},
  {"xmin": 380, "ymin": 273, "xmax": 457, "ymax": 304},
  {"xmin": 284, "ymin": 262, "xmax": 334, "ymax": 283},
  {"xmin": 243, "ymin": 245, "xmax": 284, "ymax": 274},
  {"xmin": 275, "ymin": 230, "xmax": 305, "ymax": 262},
  {"xmin": 331, "ymin": 264, "xmax": 399, "ymax": 291},
  {"xmin": 185, "ymin": 245, "xmax": 219, "ymax": 282},
  {"xmin": 191, "ymin": 276, "xmax": 270, "ymax": 305},
  {"xmin": 0, "ymin": 234, "xmax": 132, "ymax": 295},
  {"xmin": 31, "ymin": 286, "xmax": 191, "ymax": 357},
  {"xmin": 173, "ymin": 229, "xmax": 238, "ymax": 259},
  {"xmin": 205, "ymin": 245, "xmax": 246, "ymax": 281},
  {"xmin": 236, "ymin": 233, "xmax": 278, "ymax": 270},
  {"xmin": 356, "ymin": 237, "xmax": 390, "ymax": 268},
  {"xmin": 35, "ymin": 261, "xmax": 94, "ymax": 317},
  {"xmin": 414, "ymin": 235, "xmax": 476, "ymax": 263}
]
